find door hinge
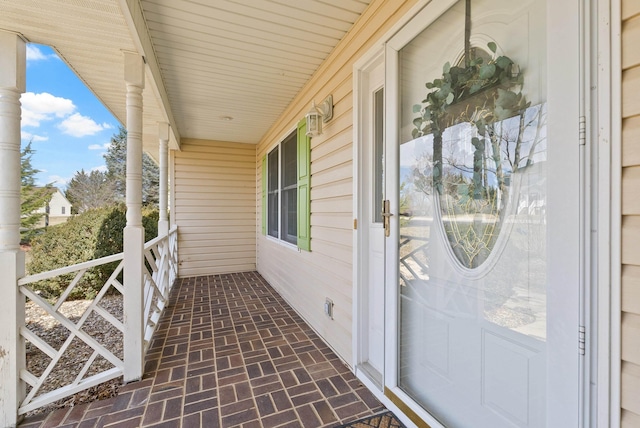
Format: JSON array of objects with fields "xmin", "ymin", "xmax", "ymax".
[
  {"xmin": 579, "ymin": 325, "xmax": 586, "ymax": 355},
  {"xmin": 353, "ymin": 219, "xmax": 358, "ymax": 230},
  {"xmin": 579, "ymin": 116, "xmax": 586, "ymax": 146}
]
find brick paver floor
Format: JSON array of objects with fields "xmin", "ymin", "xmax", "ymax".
[{"xmin": 19, "ymin": 272, "xmax": 385, "ymax": 427}]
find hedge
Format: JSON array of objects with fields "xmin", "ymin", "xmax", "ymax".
[{"xmin": 27, "ymin": 205, "xmax": 159, "ymax": 300}]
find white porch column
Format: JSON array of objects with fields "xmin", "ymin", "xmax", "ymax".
[
  {"xmin": 123, "ymin": 52, "xmax": 145, "ymax": 383},
  {"xmin": 158, "ymin": 122, "xmax": 169, "ymax": 236},
  {"xmin": 0, "ymin": 32, "xmax": 26, "ymax": 428}
]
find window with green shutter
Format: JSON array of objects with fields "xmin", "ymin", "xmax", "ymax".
[{"xmin": 261, "ymin": 119, "xmax": 311, "ymax": 251}]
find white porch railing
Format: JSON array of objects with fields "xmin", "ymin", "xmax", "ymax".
[
  {"xmin": 142, "ymin": 226, "xmax": 178, "ymax": 351},
  {"xmin": 17, "ymin": 253, "xmax": 125, "ymax": 415},
  {"xmin": 16, "ymin": 226, "xmax": 178, "ymax": 415}
]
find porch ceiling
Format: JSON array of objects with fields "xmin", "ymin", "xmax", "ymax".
[{"xmin": 0, "ymin": 0, "xmax": 371, "ymax": 155}]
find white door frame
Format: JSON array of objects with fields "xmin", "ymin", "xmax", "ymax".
[
  {"xmin": 353, "ymin": 47, "xmax": 386, "ymax": 387},
  {"xmin": 593, "ymin": 0, "xmax": 621, "ymax": 425}
]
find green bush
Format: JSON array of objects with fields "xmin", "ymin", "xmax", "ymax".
[{"xmin": 27, "ymin": 204, "xmax": 159, "ymax": 300}]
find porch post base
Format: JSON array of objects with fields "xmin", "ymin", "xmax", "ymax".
[
  {"xmin": 123, "ymin": 225, "xmax": 145, "ymax": 383},
  {"xmin": 0, "ymin": 251, "xmax": 25, "ymax": 428},
  {"xmin": 158, "ymin": 220, "xmax": 169, "ymax": 236}
]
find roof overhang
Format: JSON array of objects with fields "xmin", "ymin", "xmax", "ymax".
[{"xmin": 0, "ymin": 0, "xmax": 371, "ymax": 158}]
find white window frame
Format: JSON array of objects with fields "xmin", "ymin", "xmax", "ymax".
[{"xmin": 266, "ymin": 129, "xmax": 298, "ymax": 247}]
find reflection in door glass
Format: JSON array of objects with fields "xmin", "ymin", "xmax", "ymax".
[
  {"xmin": 409, "ymin": 105, "xmax": 547, "ymax": 269},
  {"xmin": 373, "ymin": 88, "xmax": 384, "ymax": 223}
]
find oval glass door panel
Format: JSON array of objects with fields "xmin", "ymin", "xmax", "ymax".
[{"xmin": 414, "ymin": 106, "xmax": 546, "ymax": 270}]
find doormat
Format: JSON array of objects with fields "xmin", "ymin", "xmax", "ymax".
[{"xmin": 334, "ymin": 411, "xmax": 406, "ymax": 428}]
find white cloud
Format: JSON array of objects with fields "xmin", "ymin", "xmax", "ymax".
[
  {"xmin": 21, "ymin": 131, "xmax": 49, "ymax": 142},
  {"xmin": 92, "ymin": 165, "xmax": 108, "ymax": 173},
  {"xmin": 88, "ymin": 143, "xmax": 110, "ymax": 150},
  {"xmin": 58, "ymin": 113, "xmax": 106, "ymax": 137},
  {"xmin": 47, "ymin": 175, "xmax": 71, "ymax": 187},
  {"xmin": 26, "ymin": 45, "xmax": 57, "ymax": 62},
  {"xmin": 21, "ymin": 92, "xmax": 75, "ymax": 127},
  {"xmin": 21, "ymin": 92, "xmax": 109, "ymax": 139}
]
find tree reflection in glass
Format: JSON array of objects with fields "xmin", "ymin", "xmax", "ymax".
[{"xmin": 411, "ymin": 46, "xmax": 546, "ymax": 268}]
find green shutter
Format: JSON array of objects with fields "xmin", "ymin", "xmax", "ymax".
[
  {"xmin": 297, "ymin": 119, "xmax": 311, "ymax": 251},
  {"xmin": 261, "ymin": 155, "xmax": 267, "ymax": 235}
]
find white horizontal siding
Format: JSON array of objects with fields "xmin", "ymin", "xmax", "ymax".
[
  {"xmin": 256, "ymin": 0, "xmax": 418, "ymax": 365},
  {"xmin": 175, "ymin": 139, "xmax": 256, "ymax": 277}
]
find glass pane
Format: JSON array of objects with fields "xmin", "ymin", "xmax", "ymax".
[
  {"xmin": 267, "ymin": 147, "xmax": 279, "ymax": 237},
  {"xmin": 373, "ymin": 88, "xmax": 384, "ymax": 223},
  {"xmin": 281, "ymin": 130, "xmax": 297, "ymax": 244},
  {"xmin": 268, "ymin": 147, "xmax": 279, "ymax": 192},
  {"xmin": 282, "ymin": 132, "xmax": 297, "ymax": 188},
  {"xmin": 397, "ymin": 0, "xmax": 547, "ymax": 426},
  {"xmin": 281, "ymin": 187, "xmax": 297, "ymax": 244},
  {"xmin": 268, "ymin": 193, "xmax": 279, "ymax": 238}
]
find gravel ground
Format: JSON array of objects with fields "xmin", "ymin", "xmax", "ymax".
[{"xmin": 24, "ymin": 295, "xmax": 124, "ymax": 416}]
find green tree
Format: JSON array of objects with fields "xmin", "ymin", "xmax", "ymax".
[
  {"xmin": 65, "ymin": 169, "xmax": 117, "ymax": 213},
  {"xmin": 104, "ymin": 126, "xmax": 160, "ymax": 205},
  {"xmin": 20, "ymin": 141, "xmax": 52, "ymax": 242},
  {"xmin": 142, "ymin": 151, "xmax": 160, "ymax": 205}
]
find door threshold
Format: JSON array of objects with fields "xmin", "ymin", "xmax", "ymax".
[{"xmin": 356, "ymin": 362, "xmax": 383, "ymax": 391}]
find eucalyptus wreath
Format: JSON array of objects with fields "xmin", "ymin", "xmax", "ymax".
[
  {"xmin": 412, "ymin": 41, "xmax": 529, "ymax": 140},
  {"xmin": 410, "ymin": 41, "xmax": 529, "ymax": 198}
]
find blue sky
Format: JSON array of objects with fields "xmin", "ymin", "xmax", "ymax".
[{"xmin": 21, "ymin": 44, "xmax": 120, "ymax": 188}]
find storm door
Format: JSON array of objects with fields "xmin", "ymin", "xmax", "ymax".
[{"xmin": 384, "ymin": 0, "xmax": 583, "ymax": 426}]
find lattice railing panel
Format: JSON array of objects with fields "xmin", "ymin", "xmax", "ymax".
[
  {"xmin": 16, "ymin": 227, "xmax": 179, "ymax": 414},
  {"xmin": 168, "ymin": 226, "xmax": 178, "ymax": 286},
  {"xmin": 142, "ymin": 227, "xmax": 178, "ymax": 352},
  {"xmin": 18, "ymin": 253, "xmax": 125, "ymax": 414}
]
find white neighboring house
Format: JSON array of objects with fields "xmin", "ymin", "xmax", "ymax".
[{"xmin": 36, "ymin": 188, "xmax": 72, "ymax": 227}]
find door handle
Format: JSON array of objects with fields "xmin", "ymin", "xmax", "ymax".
[{"xmin": 382, "ymin": 199, "xmax": 393, "ymax": 237}]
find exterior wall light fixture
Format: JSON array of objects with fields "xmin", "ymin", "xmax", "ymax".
[{"xmin": 305, "ymin": 95, "xmax": 333, "ymax": 137}]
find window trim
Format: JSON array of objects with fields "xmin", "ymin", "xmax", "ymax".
[{"xmin": 261, "ymin": 119, "xmax": 311, "ymax": 252}]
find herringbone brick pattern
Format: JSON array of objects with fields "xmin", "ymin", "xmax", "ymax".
[{"xmin": 20, "ymin": 272, "xmax": 384, "ymax": 427}]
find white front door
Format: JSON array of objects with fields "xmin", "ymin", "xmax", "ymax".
[{"xmin": 383, "ymin": 0, "xmax": 583, "ymax": 426}]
